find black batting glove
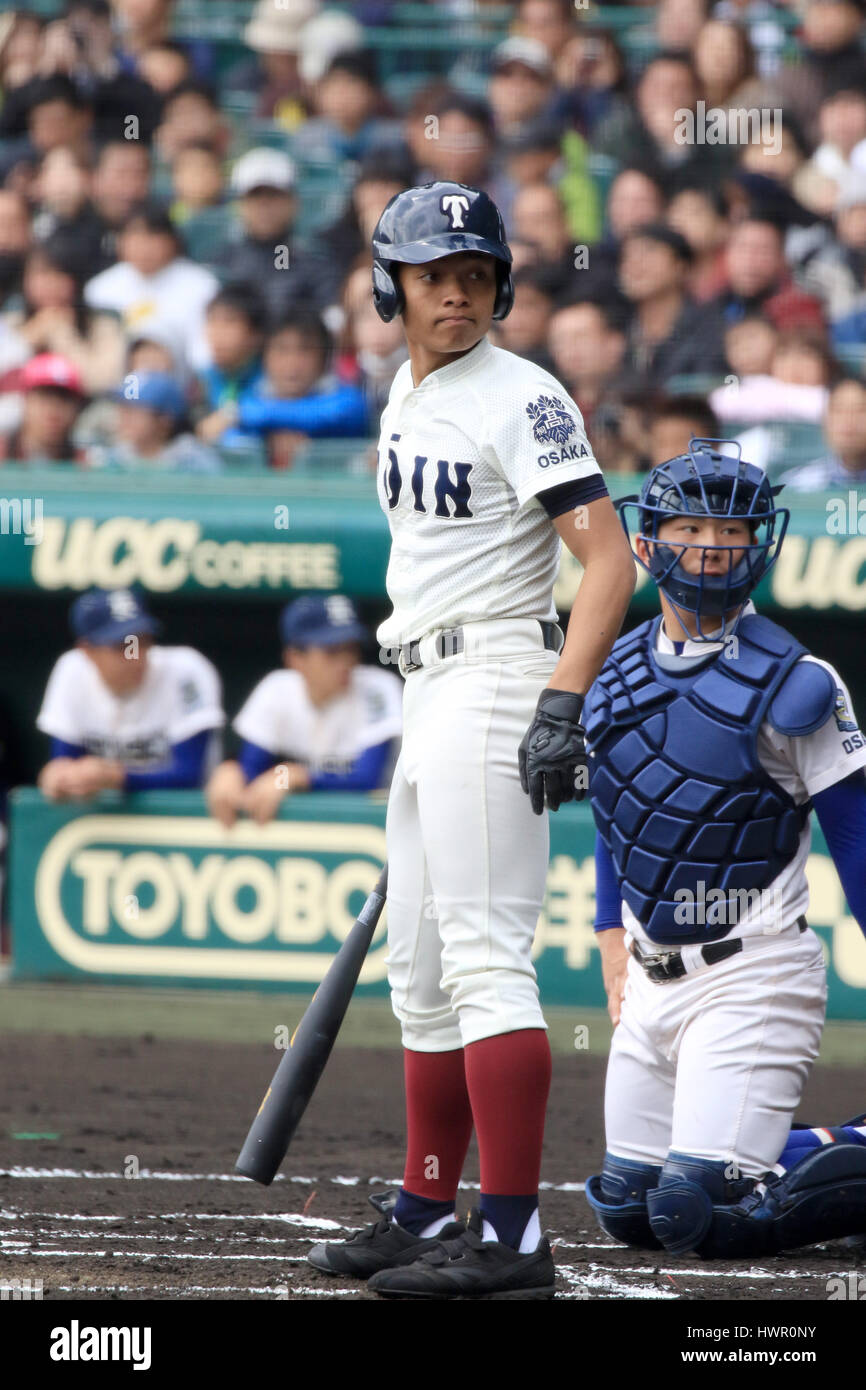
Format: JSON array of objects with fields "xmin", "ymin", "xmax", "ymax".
[{"xmin": 518, "ymin": 688, "xmax": 588, "ymax": 815}]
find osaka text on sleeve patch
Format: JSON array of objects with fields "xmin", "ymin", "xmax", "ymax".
[{"xmin": 525, "ymin": 394, "xmax": 593, "ymax": 470}]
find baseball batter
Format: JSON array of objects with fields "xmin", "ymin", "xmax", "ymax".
[
  {"xmin": 308, "ymin": 181, "xmax": 635, "ymax": 1298},
  {"xmin": 584, "ymin": 442, "xmax": 866, "ymax": 1256}
]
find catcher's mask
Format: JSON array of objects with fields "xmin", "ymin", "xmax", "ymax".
[{"xmin": 616, "ymin": 439, "xmax": 789, "ymax": 642}]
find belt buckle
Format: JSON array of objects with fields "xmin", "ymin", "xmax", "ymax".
[
  {"xmin": 399, "ymin": 642, "xmax": 422, "ymax": 675},
  {"xmin": 645, "ymin": 949, "xmax": 685, "ymax": 983}
]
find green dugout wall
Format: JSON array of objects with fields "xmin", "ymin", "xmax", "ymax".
[{"xmin": 8, "ymin": 790, "xmax": 866, "ymax": 1020}]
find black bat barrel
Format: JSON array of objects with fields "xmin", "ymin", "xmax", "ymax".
[{"xmin": 235, "ymin": 865, "xmax": 388, "ymax": 1185}]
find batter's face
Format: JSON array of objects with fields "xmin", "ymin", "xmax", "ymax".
[
  {"xmin": 399, "ymin": 251, "xmax": 497, "ymax": 358},
  {"xmin": 285, "ymin": 642, "xmax": 360, "ymax": 705},
  {"xmin": 81, "ymin": 636, "xmax": 151, "ymax": 695}
]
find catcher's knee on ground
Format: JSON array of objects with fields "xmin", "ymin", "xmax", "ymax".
[
  {"xmin": 585, "ymin": 1152, "xmax": 663, "ymax": 1249},
  {"xmin": 645, "ymin": 1145, "xmax": 866, "ymax": 1257}
]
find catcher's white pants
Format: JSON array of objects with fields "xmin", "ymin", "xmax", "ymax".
[
  {"xmin": 605, "ymin": 925, "xmax": 827, "ymax": 1178},
  {"xmin": 385, "ymin": 618, "xmax": 560, "ymax": 1050}
]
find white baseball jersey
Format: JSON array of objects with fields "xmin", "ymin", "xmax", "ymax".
[
  {"xmin": 375, "ymin": 336, "xmax": 601, "ymax": 647},
  {"xmin": 37, "ymin": 645, "xmax": 224, "ymax": 768},
  {"xmin": 233, "ymin": 665, "xmax": 403, "ymax": 775},
  {"xmin": 622, "ymin": 602, "xmax": 866, "ymax": 951}
]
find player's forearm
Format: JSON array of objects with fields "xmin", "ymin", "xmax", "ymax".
[{"xmin": 548, "ymin": 555, "xmax": 635, "ymax": 695}]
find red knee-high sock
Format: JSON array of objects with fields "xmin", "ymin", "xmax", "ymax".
[
  {"xmin": 463, "ymin": 1029, "xmax": 552, "ymax": 1194},
  {"xmin": 402, "ymin": 1048, "xmax": 474, "ymax": 1200}
]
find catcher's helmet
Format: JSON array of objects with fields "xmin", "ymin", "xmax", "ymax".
[
  {"xmin": 617, "ymin": 439, "xmax": 789, "ymax": 640},
  {"xmin": 371, "ymin": 181, "xmax": 514, "ymax": 323}
]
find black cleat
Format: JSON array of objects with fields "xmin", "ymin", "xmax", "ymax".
[
  {"xmin": 367, "ymin": 1207, "xmax": 556, "ymax": 1300},
  {"xmin": 307, "ymin": 1214, "xmax": 464, "ymax": 1279}
]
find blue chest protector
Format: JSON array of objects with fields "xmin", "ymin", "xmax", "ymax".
[{"xmin": 584, "ymin": 612, "xmax": 837, "ymax": 945}]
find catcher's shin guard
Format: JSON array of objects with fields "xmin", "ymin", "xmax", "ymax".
[
  {"xmin": 585, "ymin": 1153, "xmax": 663, "ymax": 1249},
  {"xmin": 649, "ymin": 1144, "xmax": 866, "ymax": 1258},
  {"xmin": 646, "ymin": 1152, "xmax": 757, "ymax": 1256}
]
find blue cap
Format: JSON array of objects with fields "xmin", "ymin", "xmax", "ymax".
[
  {"xmin": 113, "ymin": 371, "xmax": 187, "ymax": 419},
  {"xmin": 279, "ymin": 594, "xmax": 367, "ymax": 648},
  {"xmin": 71, "ymin": 588, "xmax": 162, "ymax": 645}
]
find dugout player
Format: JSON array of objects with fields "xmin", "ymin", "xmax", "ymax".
[
  {"xmin": 583, "ymin": 441, "xmax": 866, "ymax": 1257},
  {"xmin": 307, "ymin": 182, "xmax": 635, "ymax": 1299},
  {"xmin": 206, "ymin": 594, "xmax": 403, "ymax": 826},
  {"xmin": 37, "ymin": 587, "xmax": 224, "ymax": 798}
]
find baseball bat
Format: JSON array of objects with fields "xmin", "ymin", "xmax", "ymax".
[{"xmin": 235, "ymin": 864, "xmax": 388, "ymax": 1185}]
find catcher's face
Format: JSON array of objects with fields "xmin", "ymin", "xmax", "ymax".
[
  {"xmin": 638, "ymin": 515, "xmax": 754, "ymax": 577},
  {"xmin": 399, "ymin": 251, "xmax": 497, "ymax": 352}
]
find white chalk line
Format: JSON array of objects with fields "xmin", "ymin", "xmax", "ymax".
[
  {"xmin": 0, "ymin": 1249, "xmax": 310, "ymax": 1262},
  {"xmin": 0, "ymin": 1211, "xmax": 342, "ymax": 1229},
  {"xmin": 0, "ymin": 1167, "xmax": 585, "ymax": 1194}
]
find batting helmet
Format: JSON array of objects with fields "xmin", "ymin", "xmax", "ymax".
[
  {"xmin": 371, "ymin": 181, "xmax": 514, "ymax": 323},
  {"xmin": 617, "ymin": 439, "xmax": 789, "ymax": 639}
]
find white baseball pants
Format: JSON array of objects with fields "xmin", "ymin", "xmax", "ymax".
[
  {"xmin": 605, "ymin": 925, "xmax": 828, "ymax": 1178},
  {"xmin": 385, "ymin": 618, "xmax": 561, "ymax": 1050}
]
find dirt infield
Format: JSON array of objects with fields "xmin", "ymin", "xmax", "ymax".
[{"xmin": 1, "ymin": 1030, "xmax": 864, "ymax": 1301}]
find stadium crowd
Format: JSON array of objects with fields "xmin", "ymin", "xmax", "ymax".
[{"xmin": 0, "ymin": 0, "xmax": 864, "ymax": 483}]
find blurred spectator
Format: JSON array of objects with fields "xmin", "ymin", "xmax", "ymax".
[
  {"xmin": 154, "ymin": 80, "xmax": 230, "ymax": 163},
  {"xmin": 291, "ymin": 47, "xmax": 403, "ymax": 165},
  {"xmin": 37, "ymin": 586, "xmax": 224, "ymax": 800},
  {"xmin": 711, "ymin": 330, "xmax": 833, "ymax": 422},
  {"xmin": 198, "ymin": 310, "xmax": 369, "ymax": 466},
  {"xmin": 213, "ymin": 148, "xmax": 335, "ymax": 316},
  {"xmin": 801, "ymin": 88, "xmax": 866, "ymax": 212},
  {"xmin": 798, "ymin": 174, "xmax": 866, "ymax": 322},
  {"xmin": 608, "ymin": 168, "xmax": 667, "ymax": 241},
  {"xmin": 547, "ymin": 298, "xmax": 628, "ymax": 426},
  {"xmin": 487, "ymin": 37, "xmax": 556, "ymax": 142},
  {"xmin": 90, "ymin": 140, "xmax": 152, "ymax": 252},
  {"xmin": 593, "ymin": 53, "xmax": 736, "ymax": 191},
  {"xmin": 691, "ymin": 17, "xmax": 755, "ymax": 109},
  {"xmin": 712, "ymin": 216, "xmax": 826, "ymax": 331},
  {"xmin": 511, "ymin": 181, "xmax": 576, "ymax": 296},
  {"xmin": 490, "ymin": 265, "xmax": 558, "ymax": 374},
  {"xmin": 0, "ymin": 10, "xmax": 44, "ymax": 93},
  {"xmin": 337, "ymin": 261, "xmax": 408, "ymax": 417},
  {"xmin": 319, "ymin": 149, "xmax": 415, "ymax": 276},
  {"xmin": 499, "ymin": 118, "xmax": 564, "ymax": 225},
  {"xmin": 296, "ymin": 9, "xmax": 365, "ymax": 86},
  {"xmin": 111, "ymin": 0, "xmax": 214, "ymax": 84},
  {"xmin": 170, "ymin": 143, "xmax": 225, "ymax": 225},
  {"xmin": 199, "ymin": 285, "xmax": 267, "ymax": 412},
  {"xmin": 206, "ymin": 593, "xmax": 402, "ymax": 827},
  {"xmin": 20, "ymin": 73, "xmax": 94, "ymax": 158},
  {"xmin": 590, "ymin": 391, "xmax": 649, "ymax": 474},
  {"xmin": 780, "ymin": 376, "xmax": 866, "ymax": 488},
  {"xmin": 0, "ymin": 353, "xmax": 87, "ymax": 462},
  {"xmin": 413, "ymin": 92, "xmax": 503, "ymax": 204},
  {"xmin": 0, "ymin": 189, "xmax": 32, "ymax": 304},
  {"xmin": 31, "ymin": 148, "xmax": 105, "ymax": 271},
  {"xmin": 137, "ymin": 39, "xmax": 192, "ymax": 94},
  {"xmin": 550, "ymin": 28, "xmax": 629, "ymax": 136},
  {"xmin": 226, "ymin": 0, "xmax": 319, "ymax": 127},
  {"xmin": 5, "ymin": 235, "xmax": 125, "ymax": 393},
  {"xmin": 800, "ymin": 0, "xmax": 866, "ymax": 100},
  {"xmin": 658, "ymin": 0, "xmax": 710, "ymax": 52},
  {"xmin": 84, "ymin": 202, "xmax": 218, "ymax": 372},
  {"xmin": 667, "ymin": 183, "xmax": 731, "ymax": 302},
  {"xmin": 619, "ymin": 224, "xmax": 727, "ymax": 388},
  {"xmin": 514, "ymin": 0, "xmax": 577, "ymax": 59},
  {"xmin": 649, "ymin": 394, "xmax": 720, "ymax": 469},
  {"xmin": 90, "ymin": 370, "xmax": 222, "ymax": 472},
  {"xmin": 722, "ymin": 312, "xmax": 779, "ymax": 377}
]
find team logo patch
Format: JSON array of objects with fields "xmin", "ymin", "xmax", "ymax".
[
  {"xmin": 440, "ymin": 193, "xmax": 471, "ymax": 229},
  {"xmin": 525, "ymin": 395, "xmax": 576, "ymax": 446},
  {"xmin": 833, "ymin": 687, "xmax": 858, "ymax": 733}
]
